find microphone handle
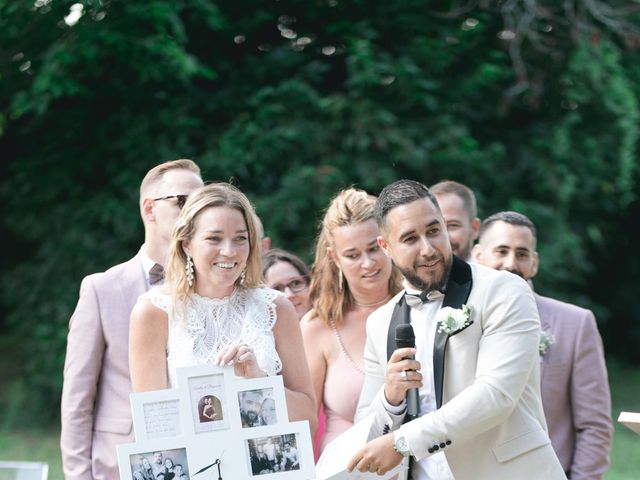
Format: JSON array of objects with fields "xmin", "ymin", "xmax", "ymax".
[
  {"xmin": 404, "ymin": 353, "xmax": 420, "ymax": 420},
  {"xmin": 407, "ymin": 388, "xmax": 419, "ymax": 419}
]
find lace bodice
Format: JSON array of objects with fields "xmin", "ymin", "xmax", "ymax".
[{"xmin": 141, "ymin": 287, "xmax": 283, "ymax": 387}]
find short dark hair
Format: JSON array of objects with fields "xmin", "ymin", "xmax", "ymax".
[
  {"xmin": 262, "ymin": 248, "xmax": 310, "ymax": 280},
  {"xmin": 430, "ymin": 180, "xmax": 478, "ymax": 221},
  {"xmin": 375, "ymin": 179, "xmax": 440, "ymax": 229},
  {"xmin": 479, "ymin": 211, "xmax": 537, "ymax": 244}
]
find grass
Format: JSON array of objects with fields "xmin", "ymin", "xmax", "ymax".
[
  {"xmin": 607, "ymin": 358, "xmax": 640, "ymax": 480},
  {"xmin": 0, "ymin": 429, "xmax": 62, "ymax": 478},
  {"xmin": 0, "ymin": 359, "xmax": 639, "ymax": 479}
]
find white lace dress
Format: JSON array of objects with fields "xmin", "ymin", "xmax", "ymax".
[{"xmin": 141, "ymin": 287, "xmax": 283, "ymax": 387}]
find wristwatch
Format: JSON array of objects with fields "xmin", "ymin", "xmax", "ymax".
[{"xmin": 393, "ymin": 434, "xmax": 411, "ymax": 457}]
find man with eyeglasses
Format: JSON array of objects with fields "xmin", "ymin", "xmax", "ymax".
[{"xmin": 61, "ymin": 159, "xmax": 203, "ymax": 480}]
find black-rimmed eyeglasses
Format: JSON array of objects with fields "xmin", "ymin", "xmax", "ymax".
[
  {"xmin": 270, "ymin": 276, "xmax": 309, "ymax": 293},
  {"xmin": 153, "ymin": 194, "xmax": 189, "ymax": 209}
]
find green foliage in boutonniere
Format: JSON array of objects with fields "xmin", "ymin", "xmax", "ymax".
[
  {"xmin": 539, "ymin": 330, "xmax": 555, "ymax": 356},
  {"xmin": 437, "ymin": 304, "xmax": 473, "ymax": 335}
]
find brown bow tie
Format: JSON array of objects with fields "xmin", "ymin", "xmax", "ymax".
[{"xmin": 149, "ymin": 263, "xmax": 165, "ymax": 285}]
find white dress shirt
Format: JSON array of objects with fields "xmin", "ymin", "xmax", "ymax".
[
  {"xmin": 385, "ymin": 286, "xmax": 454, "ymax": 480},
  {"xmin": 139, "ymin": 245, "xmax": 161, "ymax": 289}
]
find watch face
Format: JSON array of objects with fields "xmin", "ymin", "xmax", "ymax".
[{"xmin": 395, "ymin": 436, "xmax": 409, "ymax": 456}]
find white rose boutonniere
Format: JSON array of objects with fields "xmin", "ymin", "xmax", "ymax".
[
  {"xmin": 437, "ymin": 304, "xmax": 473, "ymax": 336},
  {"xmin": 539, "ymin": 330, "xmax": 555, "ymax": 356}
]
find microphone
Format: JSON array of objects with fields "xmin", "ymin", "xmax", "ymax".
[{"xmin": 395, "ymin": 324, "xmax": 419, "ymax": 420}]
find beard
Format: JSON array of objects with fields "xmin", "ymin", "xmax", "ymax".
[
  {"xmin": 398, "ymin": 253, "xmax": 452, "ymax": 293},
  {"xmin": 452, "ymin": 241, "xmax": 472, "ymax": 262},
  {"xmin": 245, "ymin": 410, "xmax": 258, "ymax": 422},
  {"xmin": 502, "ymin": 268, "xmax": 524, "ymax": 279}
]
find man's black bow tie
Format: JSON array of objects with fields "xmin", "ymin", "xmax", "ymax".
[
  {"xmin": 405, "ymin": 290, "xmax": 444, "ymax": 308},
  {"xmin": 149, "ymin": 263, "xmax": 165, "ymax": 285}
]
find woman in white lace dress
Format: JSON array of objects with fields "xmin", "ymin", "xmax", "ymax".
[
  {"xmin": 300, "ymin": 188, "xmax": 402, "ymax": 455},
  {"xmin": 129, "ymin": 183, "xmax": 316, "ymax": 428}
]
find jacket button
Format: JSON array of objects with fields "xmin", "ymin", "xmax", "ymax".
[
  {"xmin": 446, "ymin": 440, "xmax": 452, "ymax": 445},
  {"xmin": 433, "ymin": 445, "xmax": 439, "ymax": 451},
  {"xmin": 428, "ymin": 447, "xmax": 434, "ymax": 453},
  {"xmin": 440, "ymin": 443, "xmax": 446, "ymax": 448}
]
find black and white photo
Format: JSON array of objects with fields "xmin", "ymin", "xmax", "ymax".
[
  {"xmin": 239, "ymin": 388, "xmax": 278, "ymax": 428},
  {"xmin": 129, "ymin": 448, "xmax": 190, "ymax": 480},
  {"xmin": 246, "ymin": 434, "xmax": 300, "ymax": 476}
]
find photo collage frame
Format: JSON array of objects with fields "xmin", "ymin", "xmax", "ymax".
[{"xmin": 118, "ymin": 364, "xmax": 314, "ymax": 480}]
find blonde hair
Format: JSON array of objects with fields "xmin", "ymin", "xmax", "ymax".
[
  {"xmin": 139, "ymin": 159, "xmax": 201, "ymax": 197},
  {"xmin": 165, "ymin": 183, "xmax": 263, "ymax": 308},
  {"xmin": 309, "ymin": 188, "xmax": 402, "ymax": 326}
]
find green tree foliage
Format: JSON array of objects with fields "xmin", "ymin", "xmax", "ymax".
[{"xmin": 1, "ymin": 0, "xmax": 638, "ymax": 424}]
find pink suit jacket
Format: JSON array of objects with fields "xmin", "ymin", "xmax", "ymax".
[
  {"xmin": 61, "ymin": 255, "xmax": 147, "ymax": 480},
  {"xmin": 536, "ymin": 293, "xmax": 613, "ymax": 480}
]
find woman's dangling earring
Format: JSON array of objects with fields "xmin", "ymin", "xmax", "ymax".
[
  {"xmin": 338, "ymin": 266, "xmax": 343, "ymax": 291},
  {"xmin": 240, "ymin": 268, "xmax": 247, "ymax": 285},
  {"xmin": 186, "ymin": 254, "xmax": 194, "ymax": 287}
]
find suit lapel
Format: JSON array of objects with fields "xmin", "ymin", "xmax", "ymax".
[
  {"xmin": 117, "ymin": 255, "xmax": 148, "ymax": 312},
  {"xmin": 433, "ymin": 256, "xmax": 473, "ymax": 408},
  {"xmin": 534, "ymin": 294, "xmax": 549, "ymax": 377},
  {"xmin": 387, "ymin": 294, "xmax": 411, "ymax": 361}
]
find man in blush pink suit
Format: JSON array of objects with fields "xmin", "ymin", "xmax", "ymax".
[
  {"xmin": 473, "ymin": 211, "xmax": 613, "ymax": 479},
  {"xmin": 430, "ymin": 180, "xmax": 480, "ymax": 263},
  {"xmin": 60, "ymin": 159, "xmax": 203, "ymax": 480}
]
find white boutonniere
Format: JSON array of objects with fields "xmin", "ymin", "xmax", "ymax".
[
  {"xmin": 539, "ymin": 330, "xmax": 555, "ymax": 356},
  {"xmin": 437, "ymin": 304, "xmax": 473, "ymax": 336}
]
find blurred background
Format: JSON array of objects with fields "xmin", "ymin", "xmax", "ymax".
[{"xmin": 1, "ymin": 0, "xmax": 639, "ymax": 477}]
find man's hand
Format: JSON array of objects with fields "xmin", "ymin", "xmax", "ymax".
[
  {"xmin": 384, "ymin": 347, "xmax": 422, "ymax": 406},
  {"xmin": 347, "ymin": 433, "xmax": 403, "ymax": 476}
]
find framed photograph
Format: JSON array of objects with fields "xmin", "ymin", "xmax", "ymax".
[
  {"xmin": 241, "ymin": 421, "xmax": 314, "ymax": 479},
  {"xmin": 236, "ymin": 375, "xmax": 288, "ymax": 429},
  {"xmin": 118, "ymin": 440, "xmax": 191, "ymax": 480},
  {"xmin": 130, "ymin": 388, "xmax": 182, "ymax": 442},
  {"xmin": 176, "ymin": 364, "xmax": 236, "ymax": 435}
]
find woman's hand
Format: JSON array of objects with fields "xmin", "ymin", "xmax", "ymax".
[{"xmin": 215, "ymin": 343, "xmax": 267, "ymax": 378}]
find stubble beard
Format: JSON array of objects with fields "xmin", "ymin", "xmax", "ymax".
[
  {"xmin": 398, "ymin": 254, "xmax": 452, "ymax": 293},
  {"xmin": 502, "ymin": 267, "xmax": 524, "ymax": 279},
  {"xmin": 454, "ymin": 241, "xmax": 472, "ymax": 262}
]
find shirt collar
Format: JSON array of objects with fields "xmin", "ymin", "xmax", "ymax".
[{"xmin": 138, "ymin": 245, "xmax": 157, "ymax": 284}]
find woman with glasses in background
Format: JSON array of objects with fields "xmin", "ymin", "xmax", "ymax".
[
  {"xmin": 263, "ymin": 249, "xmax": 312, "ymax": 320},
  {"xmin": 301, "ymin": 188, "xmax": 402, "ymax": 456}
]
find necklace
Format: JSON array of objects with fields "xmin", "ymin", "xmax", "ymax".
[
  {"xmin": 352, "ymin": 295, "xmax": 391, "ymax": 309},
  {"xmin": 329, "ymin": 319, "xmax": 365, "ymax": 375}
]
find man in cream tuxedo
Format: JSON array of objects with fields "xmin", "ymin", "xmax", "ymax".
[
  {"xmin": 473, "ymin": 211, "xmax": 612, "ymax": 479},
  {"xmin": 60, "ymin": 159, "xmax": 203, "ymax": 480},
  {"xmin": 349, "ymin": 180, "xmax": 565, "ymax": 479}
]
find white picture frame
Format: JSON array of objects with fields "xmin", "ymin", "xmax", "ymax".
[
  {"xmin": 130, "ymin": 388, "xmax": 182, "ymax": 442},
  {"xmin": 121, "ymin": 365, "xmax": 315, "ymax": 479}
]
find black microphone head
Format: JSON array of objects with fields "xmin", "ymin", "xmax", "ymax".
[{"xmin": 395, "ymin": 324, "xmax": 415, "ymax": 349}]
